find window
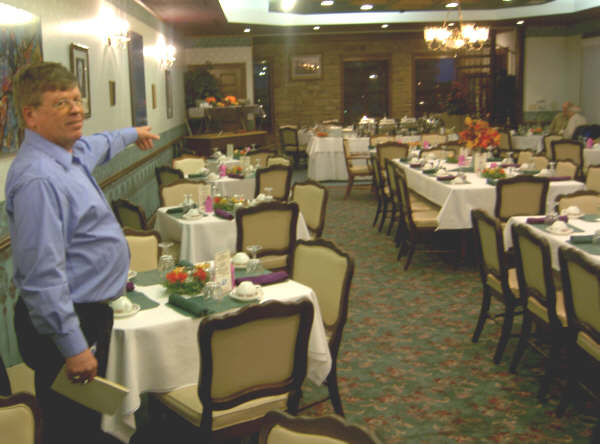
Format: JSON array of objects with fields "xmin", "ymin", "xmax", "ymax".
[{"xmin": 343, "ymin": 59, "xmax": 389, "ymax": 126}]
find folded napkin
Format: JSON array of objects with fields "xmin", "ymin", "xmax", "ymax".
[
  {"xmin": 446, "ymin": 158, "xmax": 459, "ymax": 164},
  {"xmin": 488, "ymin": 157, "xmax": 503, "ymax": 162},
  {"xmin": 409, "ymin": 164, "xmax": 422, "ymax": 168},
  {"xmin": 436, "ymin": 175, "xmax": 455, "ymax": 181},
  {"xmin": 235, "ymin": 271, "xmax": 288, "ymax": 286},
  {"xmin": 548, "ymin": 176, "xmax": 572, "ymax": 181},
  {"xmin": 526, "ymin": 215, "xmax": 568, "ymax": 224},
  {"xmin": 214, "ymin": 208, "xmax": 234, "ymax": 220},
  {"xmin": 135, "ymin": 269, "xmax": 164, "ymax": 286},
  {"xmin": 166, "ymin": 207, "xmax": 184, "ymax": 214},
  {"xmin": 188, "ymin": 173, "xmax": 208, "ymax": 179},
  {"xmin": 168, "ymin": 293, "xmax": 249, "ymax": 318},
  {"xmin": 226, "ymin": 174, "xmax": 245, "ymax": 179},
  {"xmin": 569, "ymin": 234, "xmax": 593, "ymax": 244},
  {"xmin": 459, "ymin": 166, "xmax": 474, "ymax": 173},
  {"xmin": 126, "ymin": 290, "xmax": 159, "ymax": 310},
  {"xmin": 580, "ymin": 214, "xmax": 600, "ymax": 222},
  {"xmin": 422, "ymin": 168, "xmax": 437, "ymax": 175}
]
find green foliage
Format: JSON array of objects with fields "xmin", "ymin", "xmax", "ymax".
[{"xmin": 184, "ymin": 66, "xmax": 222, "ymax": 107}]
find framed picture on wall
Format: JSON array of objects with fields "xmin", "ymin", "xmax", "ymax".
[
  {"xmin": 69, "ymin": 43, "xmax": 91, "ymax": 118},
  {"xmin": 127, "ymin": 31, "xmax": 148, "ymax": 126},
  {"xmin": 290, "ymin": 54, "xmax": 322, "ymax": 80},
  {"xmin": 165, "ymin": 70, "xmax": 173, "ymax": 119}
]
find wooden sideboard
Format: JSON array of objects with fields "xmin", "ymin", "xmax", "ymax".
[{"xmin": 184, "ymin": 130, "xmax": 268, "ymax": 156}]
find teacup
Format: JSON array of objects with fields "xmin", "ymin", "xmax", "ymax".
[
  {"xmin": 237, "ymin": 281, "xmax": 258, "ymax": 297},
  {"xmin": 550, "ymin": 220, "xmax": 569, "ymax": 233},
  {"xmin": 110, "ymin": 296, "xmax": 133, "ymax": 314},
  {"xmin": 564, "ymin": 205, "xmax": 581, "ymax": 216},
  {"xmin": 232, "ymin": 252, "xmax": 250, "ymax": 268}
]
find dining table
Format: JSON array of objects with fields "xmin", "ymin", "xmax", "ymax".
[
  {"xmin": 154, "ymin": 207, "xmax": 311, "ymax": 263},
  {"xmin": 394, "ymin": 160, "xmax": 585, "ymax": 230},
  {"xmin": 101, "ymin": 274, "xmax": 332, "ymax": 442},
  {"xmin": 306, "ymin": 135, "xmax": 370, "ymax": 181}
]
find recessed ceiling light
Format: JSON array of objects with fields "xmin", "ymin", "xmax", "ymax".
[
  {"xmin": 369, "ymin": 73, "xmax": 378, "ymax": 79},
  {"xmin": 448, "ymin": 22, "xmax": 455, "ymax": 26},
  {"xmin": 313, "ymin": 25, "xmax": 321, "ymax": 30},
  {"xmin": 516, "ymin": 20, "xmax": 525, "ymax": 25},
  {"xmin": 321, "ymin": 0, "xmax": 334, "ymax": 6},
  {"xmin": 244, "ymin": 27, "xmax": 251, "ymax": 33},
  {"xmin": 381, "ymin": 24, "xmax": 389, "ymax": 29},
  {"xmin": 281, "ymin": 0, "xmax": 296, "ymax": 12},
  {"xmin": 502, "ymin": 0, "xmax": 512, "ymax": 2},
  {"xmin": 360, "ymin": 4, "xmax": 373, "ymax": 11},
  {"xmin": 445, "ymin": 2, "xmax": 459, "ymax": 7}
]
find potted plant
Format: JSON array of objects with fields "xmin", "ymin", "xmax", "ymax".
[
  {"xmin": 441, "ymin": 81, "xmax": 469, "ymax": 131},
  {"xmin": 184, "ymin": 66, "xmax": 222, "ymax": 108}
]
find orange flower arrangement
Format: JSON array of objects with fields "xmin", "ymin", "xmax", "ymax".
[
  {"xmin": 459, "ymin": 117, "xmax": 500, "ymax": 150},
  {"xmin": 164, "ymin": 264, "xmax": 209, "ymax": 295},
  {"xmin": 224, "ymin": 95, "xmax": 238, "ymax": 105},
  {"xmin": 205, "ymin": 96, "xmax": 217, "ymax": 104}
]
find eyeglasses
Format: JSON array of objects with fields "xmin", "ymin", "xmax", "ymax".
[{"xmin": 51, "ymin": 98, "xmax": 83, "ymax": 111}]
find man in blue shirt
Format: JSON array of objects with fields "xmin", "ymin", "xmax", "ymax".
[{"xmin": 6, "ymin": 62, "xmax": 159, "ymax": 443}]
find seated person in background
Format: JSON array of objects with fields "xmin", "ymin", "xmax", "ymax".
[
  {"xmin": 562, "ymin": 105, "xmax": 587, "ymax": 139},
  {"xmin": 548, "ymin": 101, "xmax": 571, "ymax": 135}
]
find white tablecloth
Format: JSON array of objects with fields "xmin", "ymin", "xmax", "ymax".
[
  {"xmin": 155, "ymin": 208, "xmax": 311, "ymax": 263},
  {"xmin": 210, "ymin": 176, "xmax": 255, "ymax": 199},
  {"xmin": 306, "ymin": 137, "xmax": 370, "ymax": 181},
  {"xmin": 511, "ymin": 135, "xmax": 543, "ymax": 152},
  {"xmin": 102, "ymin": 280, "xmax": 332, "ymax": 441},
  {"xmin": 206, "ymin": 158, "xmax": 241, "ymax": 173},
  {"xmin": 584, "ymin": 148, "xmax": 600, "ymax": 169},
  {"xmin": 396, "ymin": 161, "xmax": 585, "ymax": 230},
  {"xmin": 503, "ymin": 216, "xmax": 600, "ymax": 269}
]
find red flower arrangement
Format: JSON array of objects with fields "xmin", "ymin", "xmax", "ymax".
[
  {"xmin": 164, "ymin": 264, "xmax": 209, "ymax": 295},
  {"xmin": 459, "ymin": 117, "xmax": 500, "ymax": 150},
  {"xmin": 205, "ymin": 96, "xmax": 217, "ymax": 104},
  {"xmin": 224, "ymin": 95, "xmax": 238, "ymax": 105}
]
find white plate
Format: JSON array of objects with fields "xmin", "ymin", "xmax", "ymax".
[
  {"xmin": 229, "ymin": 286, "xmax": 263, "ymax": 302},
  {"xmin": 233, "ymin": 263, "xmax": 248, "ymax": 269},
  {"xmin": 182, "ymin": 213, "xmax": 204, "ymax": 220},
  {"xmin": 546, "ymin": 226, "xmax": 573, "ymax": 235},
  {"xmin": 113, "ymin": 304, "xmax": 141, "ymax": 318},
  {"xmin": 128, "ymin": 270, "xmax": 137, "ymax": 280}
]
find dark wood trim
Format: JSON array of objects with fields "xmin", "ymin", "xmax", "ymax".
[
  {"xmin": 516, "ymin": 26, "xmax": 525, "ymax": 125},
  {"xmin": 0, "ymin": 236, "xmax": 10, "ymax": 251}
]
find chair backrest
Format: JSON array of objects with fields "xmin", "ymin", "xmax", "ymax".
[
  {"xmin": 471, "ymin": 209, "xmax": 513, "ymax": 294},
  {"xmin": 0, "ymin": 393, "xmax": 42, "ymax": 444},
  {"xmin": 290, "ymin": 180, "xmax": 328, "ymax": 237},
  {"xmin": 498, "ymin": 131, "xmax": 512, "ymax": 150},
  {"xmin": 385, "ymin": 158, "xmax": 401, "ymax": 207},
  {"xmin": 159, "ymin": 179, "xmax": 211, "ymax": 207},
  {"xmin": 517, "ymin": 150, "xmax": 534, "ymax": 165},
  {"xmin": 290, "ymin": 239, "xmax": 354, "ymax": 361},
  {"xmin": 494, "ymin": 176, "xmax": 549, "ymax": 221},
  {"xmin": 197, "ymin": 299, "xmax": 314, "ymax": 421},
  {"xmin": 124, "ymin": 228, "xmax": 161, "ymax": 272},
  {"xmin": 172, "ymin": 155, "xmax": 206, "ymax": 176},
  {"xmin": 112, "ymin": 199, "xmax": 147, "ymax": 230},
  {"xmin": 586, "ymin": 164, "xmax": 600, "ymax": 192},
  {"xmin": 555, "ymin": 190, "xmax": 600, "ymax": 214},
  {"xmin": 236, "ymin": 201, "xmax": 299, "ymax": 269},
  {"xmin": 421, "ymin": 134, "xmax": 447, "ymax": 147},
  {"xmin": 532, "ymin": 155, "xmax": 549, "ymax": 171},
  {"xmin": 376, "ymin": 142, "xmax": 409, "ymax": 172},
  {"xmin": 511, "ymin": 223, "xmax": 561, "ymax": 327},
  {"xmin": 555, "ymin": 160, "xmax": 578, "ymax": 179},
  {"xmin": 390, "ymin": 161, "xmax": 416, "ymax": 232},
  {"xmin": 155, "ymin": 165, "xmax": 184, "ymax": 188},
  {"xmin": 558, "ymin": 246, "xmax": 600, "ymax": 360},
  {"xmin": 279, "ymin": 126, "xmax": 300, "ymax": 152},
  {"xmin": 370, "ymin": 153, "xmax": 385, "ymax": 198},
  {"xmin": 259, "ymin": 411, "xmax": 381, "ymax": 444},
  {"xmin": 267, "ymin": 155, "xmax": 292, "ymax": 167},
  {"xmin": 247, "ymin": 149, "xmax": 274, "ymax": 169},
  {"xmin": 551, "ymin": 139, "xmax": 583, "ymax": 167},
  {"xmin": 0, "ymin": 355, "xmax": 9, "ymax": 396},
  {"xmin": 543, "ymin": 134, "xmax": 562, "ymax": 158},
  {"xmin": 255, "ymin": 165, "xmax": 293, "ymax": 200}
]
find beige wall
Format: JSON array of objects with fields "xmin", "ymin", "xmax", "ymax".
[{"xmin": 253, "ymin": 33, "xmax": 427, "ymax": 128}]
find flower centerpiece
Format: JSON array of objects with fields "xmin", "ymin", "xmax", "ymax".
[
  {"xmin": 213, "ymin": 196, "xmax": 235, "ymax": 211},
  {"xmin": 164, "ymin": 264, "xmax": 209, "ymax": 295},
  {"xmin": 226, "ymin": 165, "xmax": 244, "ymax": 178},
  {"xmin": 233, "ymin": 146, "xmax": 251, "ymax": 159},
  {"xmin": 205, "ymin": 96, "xmax": 217, "ymax": 105},
  {"xmin": 481, "ymin": 166, "xmax": 506, "ymax": 180},
  {"xmin": 223, "ymin": 95, "xmax": 238, "ymax": 106},
  {"xmin": 459, "ymin": 117, "xmax": 500, "ymax": 150}
]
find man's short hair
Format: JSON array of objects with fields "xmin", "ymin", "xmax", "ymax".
[{"xmin": 13, "ymin": 62, "xmax": 77, "ymax": 128}]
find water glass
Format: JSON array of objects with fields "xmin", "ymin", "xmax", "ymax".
[
  {"xmin": 158, "ymin": 254, "xmax": 175, "ymax": 274},
  {"xmin": 593, "ymin": 230, "xmax": 600, "ymax": 245},
  {"xmin": 204, "ymin": 281, "xmax": 219, "ymax": 299}
]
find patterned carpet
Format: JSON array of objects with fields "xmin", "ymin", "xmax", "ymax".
[{"xmin": 298, "ymin": 185, "xmax": 597, "ymax": 443}]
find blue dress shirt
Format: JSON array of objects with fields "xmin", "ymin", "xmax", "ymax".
[{"xmin": 6, "ymin": 128, "xmax": 138, "ymax": 358}]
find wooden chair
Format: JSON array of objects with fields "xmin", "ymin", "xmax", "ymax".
[
  {"xmin": 342, "ymin": 139, "xmax": 372, "ymax": 199},
  {"xmin": 370, "ymin": 153, "xmax": 392, "ymax": 231},
  {"xmin": 112, "ymin": 199, "xmax": 147, "ymax": 230},
  {"xmin": 517, "ymin": 150, "xmax": 534, "ymax": 165},
  {"xmin": 266, "ymin": 155, "xmax": 292, "ymax": 167},
  {"xmin": 494, "ymin": 176, "xmax": 549, "ymax": 222},
  {"xmin": 173, "ymin": 155, "xmax": 206, "ymax": 176},
  {"xmin": 555, "ymin": 189, "xmax": 600, "ymax": 214},
  {"xmin": 551, "ymin": 139, "xmax": 583, "ymax": 178},
  {"xmin": 532, "ymin": 155, "xmax": 549, "ymax": 171},
  {"xmin": 543, "ymin": 134, "xmax": 562, "ymax": 158},
  {"xmin": 154, "ymin": 299, "xmax": 314, "ymax": 442},
  {"xmin": 290, "ymin": 180, "xmax": 328, "ymax": 238},
  {"xmin": 255, "ymin": 165, "xmax": 293, "ymax": 201},
  {"xmin": 0, "ymin": 393, "xmax": 42, "ymax": 444},
  {"xmin": 557, "ymin": 246, "xmax": 600, "ymax": 416},
  {"xmin": 585, "ymin": 164, "xmax": 600, "ymax": 192},
  {"xmin": 279, "ymin": 125, "xmax": 306, "ymax": 167},
  {"xmin": 246, "ymin": 149, "xmax": 273, "ymax": 169},
  {"xmin": 124, "ymin": 228, "xmax": 161, "ymax": 272},
  {"xmin": 471, "ymin": 209, "xmax": 522, "ymax": 364},
  {"xmin": 554, "ymin": 160, "xmax": 578, "ymax": 179},
  {"xmin": 259, "ymin": 411, "xmax": 381, "ymax": 444},
  {"xmin": 375, "ymin": 142, "xmax": 409, "ymax": 177},
  {"xmin": 155, "ymin": 165, "xmax": 184, "ymax": 188},
  {"xmin": 498, "ymin": 131, "xmax": 512, "ymax": 151},
  {"xmin": 236, "ymin": 201, "xmax": 299, "ymax": 270},
  {"xmin": 509, "ymin": 224, "xmax": 567, "ymax": 400},
  {"xmin": 290, "ymin": 239, "xmax": 354, "ymax": 416},
  {"xmin": 159, "ymin": 179, "xmax": 211, "ymax": 207}
]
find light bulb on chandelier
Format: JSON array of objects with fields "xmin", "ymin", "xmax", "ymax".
[{"xmin": 424, "ymin": 3, "xmax": 489, "ymax": 52}]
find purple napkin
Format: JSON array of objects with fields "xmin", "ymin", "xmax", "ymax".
[
  {"xmin": 227, "ymin": 174, "xmax": 244, "ymax": 179},
  {"xmin": 526, "ymin": 215, "xmax": 568, "ymax": 224},
  {"xmin": 214, "ymin": 208, "xmax": 234, "ymax": 220},
  {"xmin": 235, "ymin": 271, "xmax": 289, "ymax": 286},
  {"xmin": 548, "ymin": 176, "xmax": 572, "ymax": 181},
  {"xmin": 436, "ymin": 175, "xmax": 455, "ymax": 181}
]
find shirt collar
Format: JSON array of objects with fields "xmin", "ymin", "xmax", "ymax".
[{"xmin": 22, "ymin": 129, "xmax": 77, "ymax": 170}]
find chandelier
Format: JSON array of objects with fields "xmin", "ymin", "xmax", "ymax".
[{"xmin": 424, "ymin": 3, "xmax": 489, "ymax": 52}]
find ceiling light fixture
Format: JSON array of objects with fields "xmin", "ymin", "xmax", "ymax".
[
  {"xmin": 313, "ymin": 25, "xmax": 320, "ymax": 30},
  {"xmin": 381, "ymin": 24, "xmax": 389, "ymax": 29},
  {"xmin": 320, "ymin": 0, "xmax": 334, "ymax": 6},
  {"xmin": 360, "ymin": 4, "xmax": 373, "ymax": 11},
  {"xmin": 424, "ymin": 2, "xmax": 489, "ymax": 52},
  {"xmin": 445, "ymin": 2, "xmax": 459, "ymax": 8},
  {"xmin": 281, "ymin": 0, "xmax": 296, "ymax": 12},
  {"xmin": 244, "ymin": 27, "xmax": 251, "ymax": 33},
  {"xmin": 516, "ymin": 20, "xmax": 525, "ymax": 25}
]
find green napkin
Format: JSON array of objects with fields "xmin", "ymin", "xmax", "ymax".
[
  {"xmin": 530, "ymin": 223, "xmax": 583, "ymax": 234},
  {"xmin": 126, "ymin": 290, "xmax": 159, "ymax": 311},
  {"xmin": 188, "ymin": 173, "xmax": 208, "ymax": 179},
  {"xmin": 519, "ymin": 170, "xmax": 540, "ymax": 175},
  {"xmin": 569, "ymin": 234, "xmax": 593, "ymax": 244},
  {"xmin": 446, "ymin": 157, "xmax": 458, "ymax": 164},
  {"xmin": 422, "ymin": 169, "xmax": 437, "ymax": 175},
  {"xmin": 459, "ymin": 166, "xmax": 474, "ymax": 172},
  {"xmin": 235, "ymin": 264, "xmax": 269, "ymax": 279},
  {"xmin": 580, "ymin": 214, "xmax": 600, "ymax": 222},
  {"xmin": 135, "ymin": 270, "xmax": 164, "ymax": 286},
  {"xmin": 167, "ymin": 293, "xmax": 251, "ymax": 318},
  {"xmin": 567, "ymin": 241, "xmax": 600, "ymax": 255},
  {"xmin": 166, "ymin": 207, "xmax": 184, "ymax": 214},
  {"xmin": 487, "ymin": 157, "xmax": 503, "ymax": 162},
  {"xmin": 486, "ymin": 178, "xmax": 498, "ymax": 186}
]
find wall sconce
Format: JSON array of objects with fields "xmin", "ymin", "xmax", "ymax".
[
  {"xmin": 100, "ymin": 6, "xmax": 130, "ymax": 48},
  {"xmin": 145, "ymin": 35, "xmax": 177, "ymax": 70},
  {"xmin": 160, "ymin": 44, "xmax": 176, "ymax": 70}
]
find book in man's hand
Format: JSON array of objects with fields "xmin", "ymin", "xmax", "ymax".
[{"xmin": 51, "ymin": 365, "xmax": 129, "ymax": 415}]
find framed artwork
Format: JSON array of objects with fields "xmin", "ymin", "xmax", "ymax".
[
  {"xmin": 108, "ymin": 81, "xmax": 116, "ymax": 106},
  {"xmin": 127, "ymin": 31, "xmax": 148, "ymax": 126},
  {"xmin": 165, "ymin": 70, "xmax": 173, "ymax": 119},
  {"xmin": 151, "ymin": 84, "xmax": 157, "ymax": 109},
  {"xmin": 290, "ymin": 54, "xmax": 322, "ymax": 80},
  {"xmin": 70, "ymin": 43, "xmax": 91, "ymax": 118}
]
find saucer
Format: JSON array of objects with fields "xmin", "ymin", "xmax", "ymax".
[
  {"xmin": 182, "ymin": 213, "xmax": 204, "ymax": 220},
  {"xmin": 546, "ymin": 225, "xmax": 573, "ymax": 235},
  {"xmin": 229, "ymin": 285, "xmax": 263, "ymax": 302},
  {"xmin": 113, "ymin": 303, "xmax": 141, "ymax": 318}
]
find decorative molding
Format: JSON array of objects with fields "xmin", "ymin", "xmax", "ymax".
[{"xmin": 184, "ymin": 36, "xmax": 252, "ymax": 48}]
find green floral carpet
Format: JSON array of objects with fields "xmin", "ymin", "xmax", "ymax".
[{"xmin": 298, "ymin": 185, "xmax": 597, "ymax": 443}]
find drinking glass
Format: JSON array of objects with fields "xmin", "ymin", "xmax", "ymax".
[
  {"xmin": 593, "ymin": 230, "xmax": 600, "ymax": 246},
  {"xmin": 246, "ymin": 245, "xmax": 262, "ymax": 272},
  {"xmin": 158, "ymin": 241, "xmax": 175, "ymax": 274}
]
